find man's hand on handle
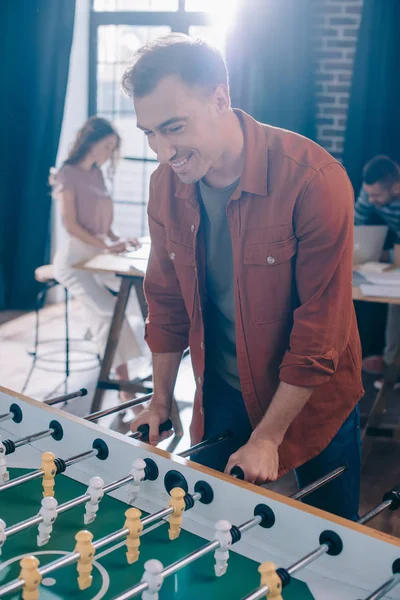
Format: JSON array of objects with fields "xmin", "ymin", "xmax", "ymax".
[
  {"xmin": 225, "ymin": 437, "xmax": 280, "ymax": 485},
  {"xmin": 130, "ymin": 401, "xmax": 173, "ymax": 446}
]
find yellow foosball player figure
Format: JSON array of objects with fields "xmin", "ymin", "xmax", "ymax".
[
  {"xmin": 124, "ymin": 507, "xmax": 143, "ymax": 564},
  {"xmin": 41, "ymin": 451, "xmax": 56, "ymax": 498},
  {"xmin": 259, "ymin": 562, "xmax": 283, "ymax": 600},
  {"xmin": 168, "ymin": 487, "xmax": 186, "ymax": 541},
  {"xmin": 74, "ymin": 530, "xmax": 95, "ymax": 590},
  {"xmin": 19, "ymin": 556, "xmax": 42, "ymax": 600}
]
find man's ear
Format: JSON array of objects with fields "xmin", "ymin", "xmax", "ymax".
[
  {"xmin": 213, "ymin": 84, "xmax": 231, "ymax": 114},
  {"xmin": 392, "ymin": 181, "xmax": 400, "ymax": 197}
]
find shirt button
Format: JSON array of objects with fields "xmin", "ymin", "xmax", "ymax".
[
  {"xmin": 197, "ymin": 376, "xmax": 202, "ymax": 386},
  {"xmin": 200, "ymin": 406, "xmax": 204, "ymax": 415},
  {"xmin": 170, "ymin": 252, "xmax": 176, "ymax": 260},
  {"xmin": 191, "ymin": 224, "xmax": 195, "ymax": 232},
  {"xmin": 200, "ymin": 342, "xmax": 205, "ymax": 350},
  {"xmin": 267, "ymin": 255, "xmax": 275, "ymax": 265}
]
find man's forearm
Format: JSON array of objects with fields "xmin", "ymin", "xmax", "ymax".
[
  {"xmin": 251, "ymin": 382, "xmax": 314, "ymax": 446},
  {"xmin": 151, "ymin": 351, "xmax": 183, "ymax": 410}
]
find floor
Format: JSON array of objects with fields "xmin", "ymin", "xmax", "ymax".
[{"xmin": 0, "ymin": 302, "xmax": 399, "ymax": 539}]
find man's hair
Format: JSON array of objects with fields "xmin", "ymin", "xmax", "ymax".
[
  {"xmin": 363, "ymin": 155, "xmax": 400, "ymax": 187},
  {"xmin": 121, "ymin": 33, "xmax": 229, "ymax": 98}
]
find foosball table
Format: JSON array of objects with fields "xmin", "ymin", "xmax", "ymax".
[{"xmin": 0, "ymin": 385, "xmax": 399, "ymax": 600}]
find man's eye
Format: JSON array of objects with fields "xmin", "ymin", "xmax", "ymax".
[{"xmin": 168, "ymin": 125, "xmax": 184, "ymax": 133}]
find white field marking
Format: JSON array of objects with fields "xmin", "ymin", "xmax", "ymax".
[{"xmin": 0, "ymin": 550, "xmax": 110, "ymax": 600}]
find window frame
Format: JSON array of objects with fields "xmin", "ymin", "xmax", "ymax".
[{"xmin": 89, "ymin": 0, "xmax": 210, "ymax": 117}]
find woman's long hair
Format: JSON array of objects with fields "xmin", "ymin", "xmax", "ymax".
[
  {"xmin": 50, "ymin": 116, "xmax": 121, "ymax": 189},
  {"xmin": 64, "ymin": 116, "xmax": 121, "ymax": 176}
]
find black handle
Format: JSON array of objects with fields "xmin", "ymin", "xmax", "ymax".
[
  {"xmin": 383, "ymin": 483, "xmax": 400, "ymax": 511},
  {"xmin": 230, "ymin": 466, "xmax": 245, "ymax": 480},
  {"xmin": 137, "ymin": 419, "xmax": 173, "ymax": 443}
]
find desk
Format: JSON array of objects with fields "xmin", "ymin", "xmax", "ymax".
[
  {"xmin": 352, "ymin": 284, "xmax": 400, "ymax": 463},
  {"xmin": 74, "ymin": 243, "xmax": 183, "ymax": 437}
]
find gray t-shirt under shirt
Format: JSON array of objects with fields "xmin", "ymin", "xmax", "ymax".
[{"xmin": 198, "ymin": 177, "xmax": 241, "ymax": 390}]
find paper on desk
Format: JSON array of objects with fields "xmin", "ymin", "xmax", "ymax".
[
  {"xmin": 354, "ymin": 262, "xmax": 391, "ymax": 274},
  {"xmin": 360, "ymin": 284, "xmax": 400, "ymax": 298},
  {"xmin": 361, "ymin": 268, "xmax": 400, "ymax": 286},
  {"xmin": 123, "ymin": 246, "xmax": 151, "ymax": 260}
]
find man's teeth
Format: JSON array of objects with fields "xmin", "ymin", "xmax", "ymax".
[{"xmin": 172, "ymin": 156, "xmax": 190, "ymax": 168}]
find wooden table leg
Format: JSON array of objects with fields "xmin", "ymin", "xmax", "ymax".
[
  {"xmin": 133, "ymin": 278, "xmax": 184, "ymax": 440},
  {"xmin": 362, "ymin": 341, "xmax": 400, "ymax": 467},
  {"xmin": 91, "ymin": 276, "xmax": 133, "ymax": 413}
]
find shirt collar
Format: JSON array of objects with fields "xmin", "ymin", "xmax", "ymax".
[{"xmin": 174, "ymin": 108, "xmax": 269, "ymax": 202}]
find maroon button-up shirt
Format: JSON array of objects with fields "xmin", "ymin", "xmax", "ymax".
[{"xmin": 144, "ymin": 109, "xmax": 363, "ymax": 476}]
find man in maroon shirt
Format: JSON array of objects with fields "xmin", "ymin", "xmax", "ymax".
[{"xmin": 124, "ymin": 34, "xmax": 364, "ymax": 520}]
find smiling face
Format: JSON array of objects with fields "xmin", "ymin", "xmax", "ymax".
[
  {"xmin": 363, "ymin": 181, "xmax": 400, "ymax": 207},
  {"xmin": 134, "ymin": 75, "xmax": 230, "ymax": 184}
]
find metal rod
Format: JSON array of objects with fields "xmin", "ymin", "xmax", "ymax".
[
  {"xmin": 84, "ymin": 393, "xmax": 152, "ymax": 421},
  {"xmin": 242, "ymin": 544, "xmax": 330, "ymax": 600},
  {"xmin": 103, "ymin": 474, "xmax": 134, "ymax": 494},
  {"xmin": 291, "ymin": 466, "xmax": 346, "ymax": 500},
  {"xmin": 363, "ymin": 573, "xmax": 400, "ymax": 600},
  {"xmin": 113, "ymin": 512, "xmax": 261, "ymax": 600},
  {"xmin": 287, "ymin": 544, "xmax": 329, "ymax": 576},
  {"xmin": 0, "ymin": 412, "xmax": 12, "ymax": 423},
  {"xmin": 358, "ymin": 500, "xmax": 393, "ymax": 525},
  {"xmin": 40, "ymin": 551, "xmax": 81, "ymax": 577},
  {"xmin": 5, "ymin": 475, "xmax": 138, "ymax": 540},
  {"xmin": 93, "ymin": 527, "xmax": 130, "ymax": 553},
  {"xmin": 64, "ymin": 449, "xmax": 97, "ymax": 468},
  {"xmin": 242, "ymin": 586, "xmax": 269, "ymax": 600},
  {"xmin": 13, "ymin": 429, "xmax": 54, "ymax": 449},
  {"xmin": 0, "ymin": 469, "xmax": 43, "ymax": 491},
  {"xmin": 0, "ymin": 449, "xmax": 97, "ymax": 492},
  {"xmin": 238, "ymin": 516, "xmax": 262, "ymax": 534},
  {"xmin": 43, "ymin": 388, "xmax": 87, "ymax": 405},
  {"xmin": 0, "ymin": 503, "xmax": 180, "ymax": 596},
  {"xmin": 178, "ymin": 431, "xmax": 232, "ymax": 459},
  {"xmin": 5, "ymin": 514, "xmax": 43, "ymax": 537}
]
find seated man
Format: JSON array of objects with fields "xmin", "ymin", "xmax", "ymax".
[{"xmin": 355, "ymin": 155, "xmax": 400, "ymax": 387}]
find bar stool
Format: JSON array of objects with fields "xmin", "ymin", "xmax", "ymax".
[{"xmin": 21, "ymin": 264, "xmax": 101, "ymax": 397}]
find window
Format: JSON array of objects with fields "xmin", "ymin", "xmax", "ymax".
[
  {"xmin": 90, "ymin": 0, "xmax": 235, "ymax": 237},
  {"xmin": 94, "ymin": 0, "xmax": 178, "ymax": 11}
]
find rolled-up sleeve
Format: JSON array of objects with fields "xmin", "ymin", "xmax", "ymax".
[
  {"xmin": 280, "ymin": 162, "xmax": 355, "ymax": 387},
  {"xmin": 144, "ymin": 175, "xmax": 190, "ymax": 353}
]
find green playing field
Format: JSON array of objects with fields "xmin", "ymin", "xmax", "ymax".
[{"xmin": 0, "ymin": 469, "xmax": 315, "ymax": 599}]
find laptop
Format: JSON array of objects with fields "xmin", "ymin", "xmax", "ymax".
[{"xmin": 353, "ymin": 225, "xmax": 388, "ymax": 264}]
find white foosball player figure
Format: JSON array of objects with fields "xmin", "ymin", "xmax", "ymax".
[
  {"xmin": 84, "ymin": 476, "xmax": 104, "ymax": 524},
  {"xmin": 37, "ymin": 497, "xmax": 58, "ymax": 547},
  {"xmin": 141, "ymin": 559, "xmax": 164, "ymax": 600},
  {"xmin": 0, "ymin": 519, "xmax": 6, "ymax": 556},
  {"xmin": 0, "ymin": 437, "xmax": 9, "ymax": 482},
  {"xmin": 129, "ymin": 458, "xmax": 146, "ymax": 504},
  {"xmin": 213, "ymin": 520, "xmax": 232, "ymax": 577}
]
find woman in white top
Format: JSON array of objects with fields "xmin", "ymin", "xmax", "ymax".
[{"xmin": 51, "ymin": 116, "xmax": 143, "ymax": 402}]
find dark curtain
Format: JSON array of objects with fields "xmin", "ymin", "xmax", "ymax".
[
  {"xmin": 0, "ymin": 0, "xmax": 75, "ymax": 310},
  {"xmin": 343, "ymin": 0, "xmax": 400, "ymax": 359},
  {"xmin": 225, "ymin": 0, "xmax": 316, "ymax": 140},
  {"xmin": 343, "ymin": 0, "xmax": 400, "ymax": 193}
]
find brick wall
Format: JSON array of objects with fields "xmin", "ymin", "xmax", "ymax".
[{"xmin": 312, "ymin": 0, "xmax": 363, "ymax": 160}]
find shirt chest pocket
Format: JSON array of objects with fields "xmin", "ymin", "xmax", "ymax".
[
  {"xmin": 243, "ymin": 236, "xmax": 298, "ymax": 324},
  {"xmin": 166, "ymin": 238, "xmax": 197, "ymax": 318}
]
